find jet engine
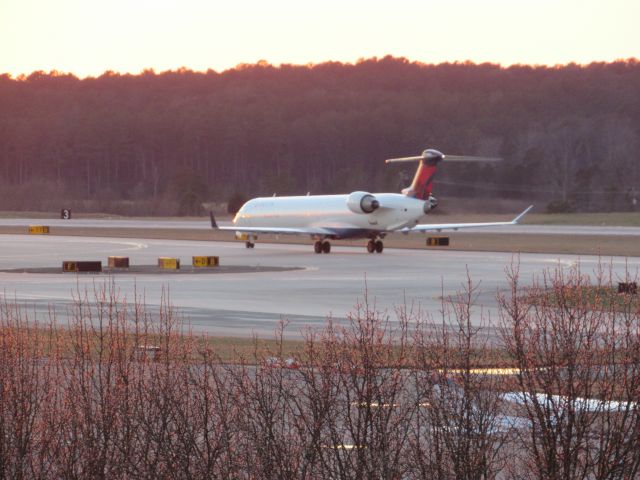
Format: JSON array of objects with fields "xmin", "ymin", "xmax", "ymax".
[
  {"xmin": 346, "ymin": 191, "xmax": 380, "ymax": 214},
  {"xmin": 424, "ymin": 195, "xmax": 438, "ymax": 213}
]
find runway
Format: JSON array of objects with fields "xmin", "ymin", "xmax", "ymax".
[
  {"xmin": 1, "ymin": 234, "xmax": 639, "ymax": 338},
  {"xmin": 1, "ymin": 217, "xmax": 640, "ymax": 236}
]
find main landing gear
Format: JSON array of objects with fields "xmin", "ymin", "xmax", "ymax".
[
  {"xmin": 312, "ymin": 239, "xmax": 383, "ymax": 254},
  {"xmin": 366, "ymin": 239, "xmax": 384, "ymax": 254},
  {"xmin": 314, "ymin": 240, "xmax": 331, "ymax": 254},
  {"xmin": 245, "ymin": 241, "xmax": 255, "ymax": 248}
]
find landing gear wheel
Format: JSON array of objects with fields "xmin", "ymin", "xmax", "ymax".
[
  {"xmin": 245, "ymin": 241, "xmax": 255, "ymax": 249},
  {"xmin": 314, "ymin": 241, "xmax": 322, "ymax": 254},
  {"xmin": 375, "ymin": 240, "xmax": 384, "ymax": 253},
  {"xmin": 322, "ymin": 241, "xmax": 331, "ymax": 254},
  {"xmin": 366, "ymin": 240, "xmax": 375, "ymax": 253}
]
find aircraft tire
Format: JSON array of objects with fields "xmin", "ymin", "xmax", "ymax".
[
  {"xmin": 246, "ymin": 241, "xmax": 255, "ymax": 249},
  {"xmin": 366, "ymin": 240, "xmax": 375, "ymax": 253},
  {"xmin": 375, "ymin": 240, "xmax": 384, "ymax": 253},
  {"xmin": 314, "ymin": 241, "xmax": 322, "ymax": 254},
  {"xmin": 322, "ymin": 241, "xmax": 331, "ymax": 254}
]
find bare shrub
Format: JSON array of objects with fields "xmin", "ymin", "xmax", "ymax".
[
  {"xmin": 408, "ymin": 276, "xmax": 511, "ymax": 480},
  {"xmin": 0, "ymin": 283, "xmax": 244, "ymax": 479},
  {"xmin": 310, "ymin": 300, "xmax": 415, "ymax": 480},
  {"xmin": 0, "ymin": 300, "xmax": 61, "ymax": 479},
  {"xmin": 0, "ymin": 263, "xmax": 639, "ymax": 479},
  {"xmin": 499, "ymin": 263, "xmax": 640, "ymax": 480}
]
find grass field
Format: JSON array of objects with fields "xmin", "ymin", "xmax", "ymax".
[{"xmin": 182, "ymin": 334, "xmax": 306, "ymax": 363}]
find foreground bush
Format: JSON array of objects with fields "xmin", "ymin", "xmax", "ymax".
[{"xmin": 0, "ymin": 265, "xmax": 638, "ymax": 479}]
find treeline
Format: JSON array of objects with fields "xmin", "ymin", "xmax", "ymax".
[
  {"xmin": 1, "ymin": 265, "xmax": 639, "ymax": 478},
  {"xmin": 1, "ymin": 57, "xmax": 639, "ymax": 214}
]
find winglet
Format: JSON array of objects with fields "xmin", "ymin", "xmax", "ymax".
[
  {"xmin": 210, "ymin": 211, "xmax": 218, "ymax": 229},
  {"xmin": 511, "ymin": 205, "xmax": 534, "ymax": 224}
]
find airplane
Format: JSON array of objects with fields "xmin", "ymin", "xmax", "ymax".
[
  {"xmin": 502, "ymin": 391, "xmax": 638, "ymax": 413},
  {"xmin": 210, "ymin": 148, "xmax": 533, "ymax": 254}
]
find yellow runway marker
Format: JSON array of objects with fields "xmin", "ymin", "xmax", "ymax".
[
  {"xmin": 29, "ymin": 225, "xmax": 50, "ymax": 234},
  {"xmin": 158, "ymin": 257, "xmax": 180, "ymax": 269},
  {"xmin": 192, "ymin": 255, "xmax": 219, "ymax": 267}
]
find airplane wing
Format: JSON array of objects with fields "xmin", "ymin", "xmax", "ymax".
[
  {"xmin": 400, "ymin": 205, "xmax": 533, "ymax": 233},
  {"xmin": 502, "ymin": 391, "xmax": 638, "ymax": 412},
  {"xmin": 216, "ymin": 226, "xmax": 336, "ymax": 236},
  {"xmin": 209, "ymin": 213, "xmax": 336, "ymax": 236}
]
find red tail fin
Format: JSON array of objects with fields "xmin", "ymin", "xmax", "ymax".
[
  {"xmin": 389, "ymin": 148, "xmax": 498, "ymax": 200},
  {"xmin": 402, "ymin": 161, "xmax": 437, "ymax": 200},
  {"xmin": 386, "ymin": 149, "xmax": 444, "ymax": 199}
]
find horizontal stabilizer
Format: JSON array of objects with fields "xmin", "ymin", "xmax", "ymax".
[
  {"xmin": 385, "ymin": 152, "xmax": 502, "ymax": 164},
  {"xmin": 385, "ymin": 156, "xmax": 423, "ymax": 163},
  {"xmin": 443, "ymin": 155, "xmax": 502, "ymax": 163}
]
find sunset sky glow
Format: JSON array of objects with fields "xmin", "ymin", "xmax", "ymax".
[{"xmin": 1, "ymin": 0, "xmax": 638, "ymax": 78}]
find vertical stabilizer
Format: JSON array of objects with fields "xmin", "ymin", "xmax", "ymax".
[
  {"xmin": 386, "ymin": 148, "xmax": 500, "ymax": 199},
  {"xmin": 403, "ymin": 160, "xmax": 438, "ymax": 199},
  {"xmin": 386, "ymin": 149, "xmax": 444, "ymax": 200}
]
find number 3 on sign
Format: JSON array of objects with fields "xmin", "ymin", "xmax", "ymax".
[{"xmin": 61, "ymin": 209, "xmax": 71, "ymax": 220}]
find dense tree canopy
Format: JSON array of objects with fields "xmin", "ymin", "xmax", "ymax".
[{"xmin": 1, "ymin": 57, "xmax": 639, "ymax": 213}]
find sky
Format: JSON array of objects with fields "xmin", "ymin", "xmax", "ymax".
[{"xmin": 1, "ymin": 0, "xmax": 639, "ymax": 78}]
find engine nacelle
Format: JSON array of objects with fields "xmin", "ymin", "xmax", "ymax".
[
  {"xmin": 346, "ymin": 191, "xmax": 380, "ymax": 214},
  {"xmin": 424, "ymin": 195, "xmax": 438, "ymax": 213}
]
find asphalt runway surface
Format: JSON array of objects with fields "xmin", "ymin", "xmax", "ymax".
[
  {"xmin": 1, "ymin": 234, "xmax": 639, "ymax": 339},
  {"xmin": 2, "ymin": 217, "xmax": 640, "ymax": 236}
]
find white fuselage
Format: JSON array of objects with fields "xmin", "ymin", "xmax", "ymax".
[{"xmin": 233, "ymin": 193, "xmax": 427, "ymax": 238}]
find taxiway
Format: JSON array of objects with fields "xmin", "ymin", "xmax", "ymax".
[
  {"xmin": 1, "ymin": 234, "xmax": 638, "ymax": 338},
  {"xmin": 1, "ymin": 217, "xmax": 640, "ymax": 236}
]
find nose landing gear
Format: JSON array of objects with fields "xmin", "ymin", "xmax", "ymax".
[
  {"xmin": 366, "ymin": 239, "xmax": 384, "ymax": 253},
  {"xmin": 314, "ymin": 240, "xmax": 331, "ymax": 254},
  {"xmin": 243, "ymin": 234, "xmax": 257, "ymax": 248}
]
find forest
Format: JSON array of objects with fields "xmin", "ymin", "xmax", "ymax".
[{"xmin": 1, "ymin": 57, "xmax": 639, "ymax": 215}]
